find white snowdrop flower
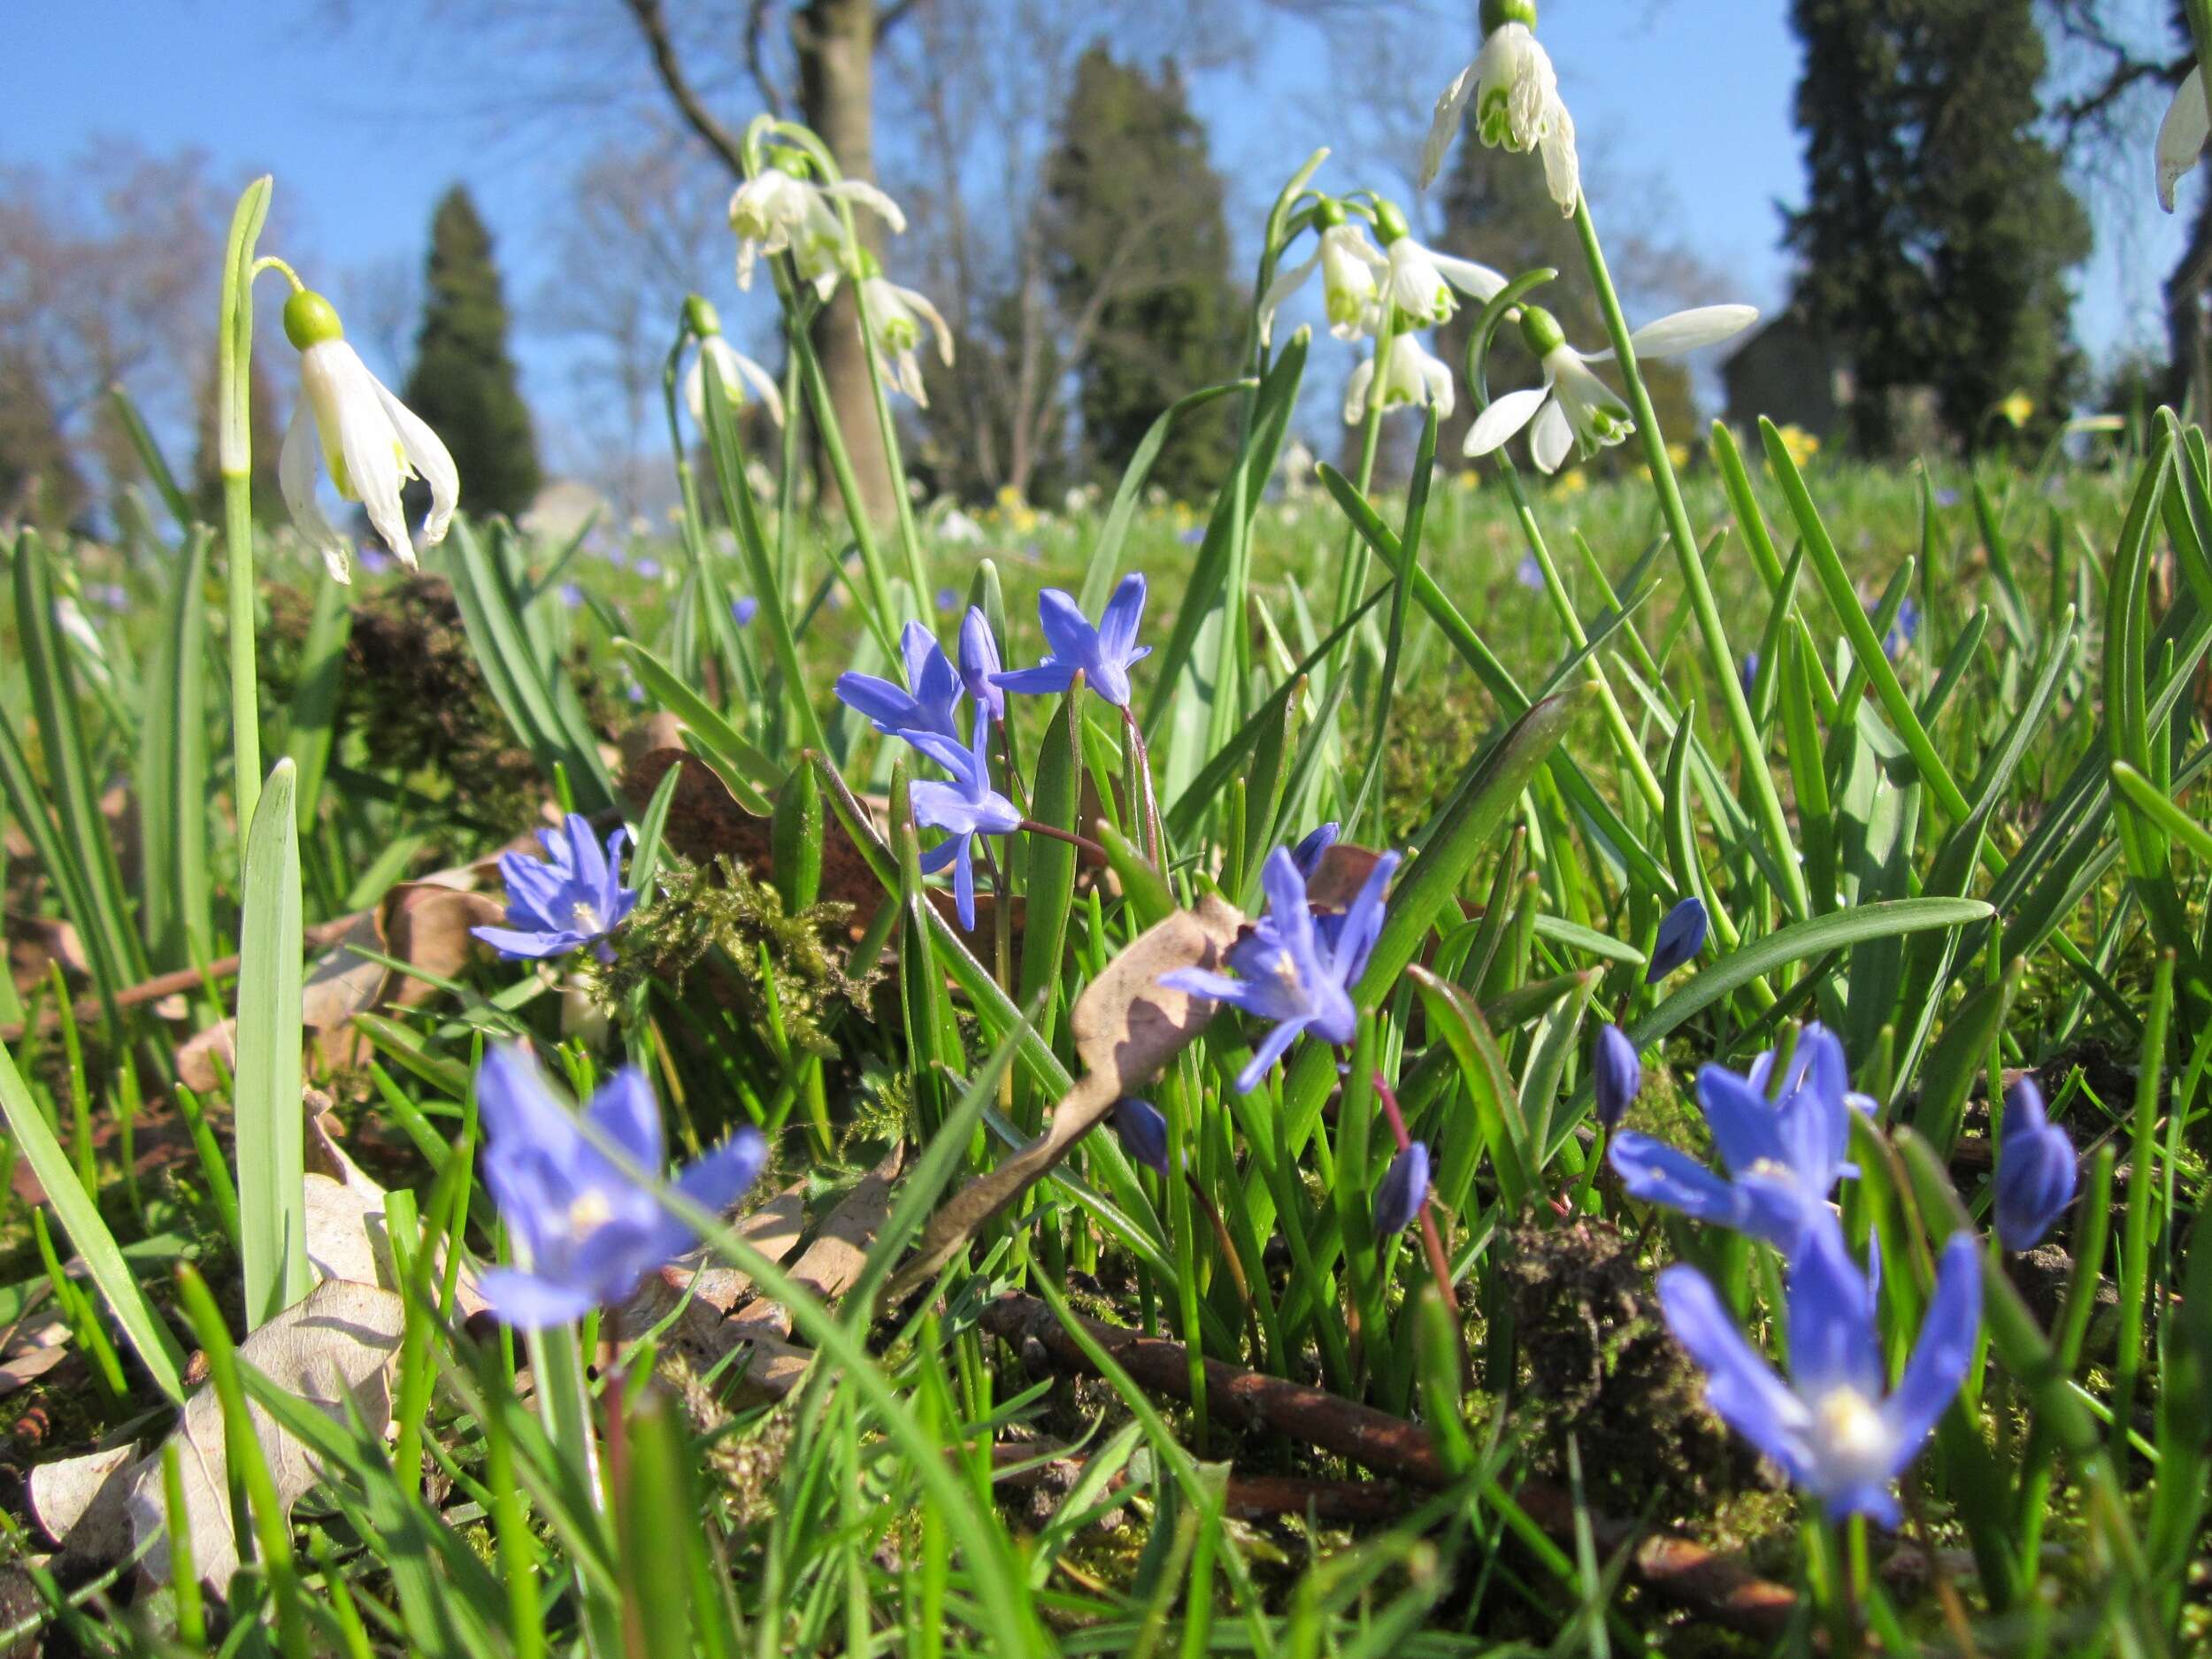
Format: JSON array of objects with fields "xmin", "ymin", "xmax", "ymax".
[
  {"xmin": 279, "ymin": 289, "xmax": 457, "ymax": 582},
  {"xmin": 1373, "ymin": 201, "xmax": 1507, "ymax": 328},
  {"xmin": 1258, "ymin": 204, "xmax": 1389, "ymax": 345},
  {"xmin": 1464, "ymin": 303, "xmax": 1755, "ymax": 473},
  {"xmin": 1343, "ymin": 332, "xmax": 1455, "ymax": 425},
  {"xmin": 727, "ymin": 161, "xmax": 906, "ymax": 298},
  {"xmin": 859, "ymin": 269, "xmax": 954, "ymax": 406},
  {"xmin": 2158, "ymin": 65, "xmax": 2208, "ymax": 212},
  {"xmin": 685, "ymin": 336, "xmax": 785, "ymax": 428},
  {"xmin": 1422, "ymin": 0, "xmax": 1579, "ymax": 214}
]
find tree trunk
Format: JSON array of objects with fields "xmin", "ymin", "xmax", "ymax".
[{"xmin": 795, "ymin": 0, "xmax": 895, "ymax": 527}]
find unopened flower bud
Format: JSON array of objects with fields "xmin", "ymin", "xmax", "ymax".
[{"xmin": 685, "ymin": 295, "xmax": 725, "ymax": 338}]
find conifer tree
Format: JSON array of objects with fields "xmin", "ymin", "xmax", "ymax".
[
  {"xmin": 1784, "ymin": 0, "xmax": 2088, "ymax": 450},
  {"xmin": 403, "ymin": 187, "xmax": 541, "ymax": 518},
  {"xmin": 0, "ymin": 350, "xmax": 86, "ymax": 528},
  {"xmin": 1043, "ymin": 47, "xmax": 1240, "ymax": 499}
]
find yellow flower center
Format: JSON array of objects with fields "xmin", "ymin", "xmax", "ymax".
[
  {"xmin": 567, "ymin": 1189, "xmax": 613, "ymax": 1238},
  {"xmin": 572, "ymin": 900, "xmax": 603, "ymax": 935},
  {"xmin": 1816, "ymin": 1387, "xmax": 1888, "ymax": 1464}
]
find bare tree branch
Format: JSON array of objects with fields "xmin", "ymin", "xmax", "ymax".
[
  {"xmin": 745, "ymin": 0, "xmax": 788, "ymax": 116},
  {"xmin": 622, "ymin": 0, "xmax": 750, "ymax": 180}
]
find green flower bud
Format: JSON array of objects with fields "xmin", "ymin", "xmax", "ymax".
[
  {"xmin": 1482, "ymin": 0, "xmax": 1536, "ymax": 33},
  {"xmin": 684, "ymin": 295, "xmax": 725, "ymax": 338},
  {"xmin": 1315, "ymin": 197, "xmax": 1349, "ymax": 229},
  {"xmin": 1371, "ymin": 198, "xmax": 1411, "ymax": 246},
  {"xmin": 771, "ymin": 148, "xmax": 812, "ymax": 179},
  {"xmin": 282, "ymin": 289, "xmax": 344, "ymax": 350},
  {"xmin": 1518, "ymin": 303, "xmax": 1565, "ymax": 357}
]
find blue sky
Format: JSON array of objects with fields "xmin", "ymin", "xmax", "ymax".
[{"xmin": 13, "ymin": 1, "xmax": 2184, "ymax": 473}]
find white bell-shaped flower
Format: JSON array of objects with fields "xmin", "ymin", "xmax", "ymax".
[
  {"xmin": 685, "ymin": 335, "xmax": 785, "ymax": 428},
  {"xmin": 1258, "ymin": 207, "xmax": 1389, "ymax": 345},
  {"xmin": 1464, "ymin": 303, "xmax": 1755, "ymax": 473},
  {"xmin": 859, "ymin": 270, "xmax": 954, "ymax": 406},
  {"xmin": 1373, "ymin": 202, "xmax": 1506, "ymax": 328},
  {"xmin": 1343, "ymin": 332, "xmax": 1455, "ymax": 425},
  {"xmin": 2158, "ymin": 65, "xmax": 2208, "ymax": 212},
  {"xmin": 1422, "ymin": 0, "xmax": 1579, "ymax": 214},
  {"xmin": 728, "ymin": 163, "xmax": 906, "ymax": 298},
  {"xmin": 278, "ymin": 289, "xmax": 457, "ymax": 582}
]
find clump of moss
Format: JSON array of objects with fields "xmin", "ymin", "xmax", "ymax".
[
  {"xmin": 597, "ymin": 853, "xmax": 860, "ymax": 1056},
  {"xmin": 337, "ymin": 574, "xmax": 546, "ymax": 833},
  {"xmin": 1502, "ymin": 1219, "xmax": 1758, "ymax": 1517}
]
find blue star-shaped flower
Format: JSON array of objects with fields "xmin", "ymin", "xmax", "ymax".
[
  {"xmin": 1660, "ymin": 1212, "xmax": 1980, "ymax": 1526},
  {"xmin": 903, "ymin": 718, "xmax": 1023, "ymax": 932},
  {"xmin": 834, "ymin": 620, "xmax": 964, "ymax": 742},
  {"xmin": 958, "ymin": 605, "xmax": 1005, "ymax": 722},
  {"xmin": 1161, "ymin": 843, "xmax": 1400, "ymax": 1094},
  {"xmin": 991, "ymin": 574, "xmax": 1152, "ymax": 708},
  {"xmin": 475, "ymin": 1046, "xmax": 766, "ymax": 1329},
  {"xmin": 1609, "ymin": 1023, "xmax": 1873, "ymax": 1251},
  {"xmin": 472, "ymin": 814, "xmax": 639, "ymax": 963}
]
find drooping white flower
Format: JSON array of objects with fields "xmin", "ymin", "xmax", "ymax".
[
  {"xmin": 684, "ymin": 336, "xmax": 785, "ymax": 428},
  {"xmin": 859, "ymin": 270, "xmax": 954, "ymax": 406},
  {"xmin": 1258, "ymin": 206, "xmax": 1390, "ymax": 345},
  {"xmin": 2158, "ymin": 65, "xmax": 2208, "ymax": 212},
  {"xmin": 1372, "ymin": 202, "xmax": 1507, "ymax": 327},
  {"xmin": 278, "ymin": 289, "xmax": 457, "ymax": 582},
  {"xmin": 1464, "ymin": 303, "xmax": 1755, "ymax": 473},
  {"xmin": 1421, "ymin": 0, "xmax": 1579, "ymax": 214},
  {"xmin": 1343, "ymin": 332, "xmax": 1455, "ymax": 426},
  {"xmin": 727, "ymin": 162, "xmax": 906, "ymax": 298}
]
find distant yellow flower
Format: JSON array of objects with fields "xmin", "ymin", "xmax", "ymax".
[
  {"xmin": 1555, "ymin": 467, "xmax": 1588, "ymax": 496},
  {"xmin": 1776, "ymin": 424, "xmax": 1820, "ymax": 468},
  {"xmin": 1666, "ymin": 441, "xmax": 1691, "ymax": 470},
  {"xmin": 1455, "ymin": 467, "xmax": 1481, "ymax": 491},
  {"xmin": 1998, "ymin": 391, "xmax": 2034, "ymax": 429}
]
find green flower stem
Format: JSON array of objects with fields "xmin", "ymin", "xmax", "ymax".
[
  {"xmin": 1571, "ymin": 196, "xmax": 1813, "ymax": 923},
  {"xmin": 1330, "ymin": 301, "xmax": 1399, "ymax": 637},
  {"xmin": 1492, "ymin": 457, "xmax": 1666, "ymax": 816},
  {"xmin": 846, "ymin": 278, "xmax": 933, "ymax": 607},
  {"xmin": 771, "ymin": 275, "xmax": 904, "ymax": 651},
  {"xmin": 660, "ymin": 331, "xmax": 752, "ymax": 710},
  {"xmin": 217, "ymin": 179, "xmax": 273, "ymax": 842}
]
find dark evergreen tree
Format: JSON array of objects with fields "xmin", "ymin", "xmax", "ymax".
[
  {"xmin": 1042, "ymin": 47, "xmax": 1240, "ymax": 500},
  {"xmin": 0, "ymin": 350, "xmax": 87, "ymax": 528},
  {"xmin": 1784, "ymin": 0, "xmax": 2089, "ymax": 452},
  {"xmin": 403, "ymin": 187, "xmax": 541, "ymax": 518}
]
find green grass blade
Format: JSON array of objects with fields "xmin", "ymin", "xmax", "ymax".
[{"xmin": 235, "ymin": 757, "xmax": 308, "ymax": 1326}]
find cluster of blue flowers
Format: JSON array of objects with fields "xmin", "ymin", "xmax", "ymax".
[
  {"xmin": 1601, "ymin": 1017, "xmax": 2078, "ymax": 1525},
  {"xmin": 831, "ymin": 577, "xmax": 1152, "ymax": 930}
]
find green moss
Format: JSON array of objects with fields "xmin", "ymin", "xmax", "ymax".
[{"xmin": 596, "ymin": 853, "xmax": 860, "ymax": 1058}]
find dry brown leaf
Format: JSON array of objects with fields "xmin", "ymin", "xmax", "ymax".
[
  {"xmin": 27, "ymin": 1443, "xmax": 136, "ymax": 1565},
  {"xmin": 885, "ymin": 895, "xmax": 1244, "ymax": 1300},
  {"xmin": 34, "ymin": 1280, "xmax": 405, "ymax": 1587}
]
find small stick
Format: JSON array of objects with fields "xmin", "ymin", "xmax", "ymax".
[{"xmin": 982, "ymin": 1291, "xmax": 1801, "ymax": 1640}]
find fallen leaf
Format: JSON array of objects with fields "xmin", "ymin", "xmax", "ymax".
[
  {"xmin": 27, "ymin": 1443, "xmax": 136, "ymax": 1565},
  {"xmin": 886, "ymin": 895, "xmax": 1244, "ymax": 1299},
  {"xmin": 35, "ymin": 1280, "xmax": 405, "ymax": 1589}
]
